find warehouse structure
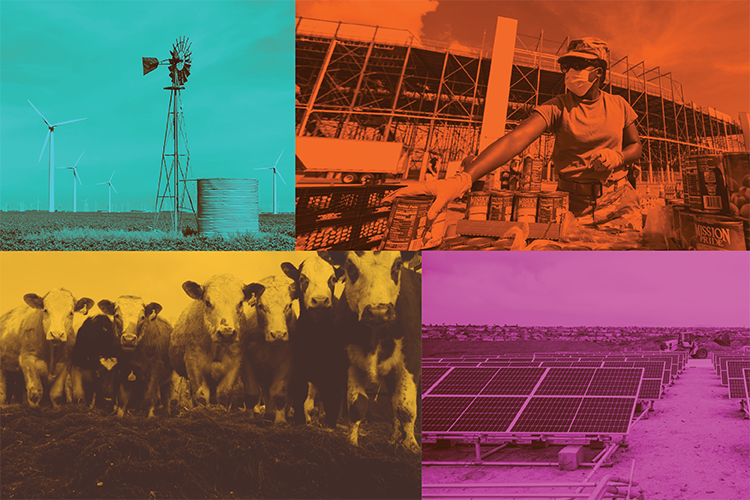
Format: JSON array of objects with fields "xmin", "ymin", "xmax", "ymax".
[{"xmin": 296, "ymin": 17, "xmax": 747, "ymax": 188}]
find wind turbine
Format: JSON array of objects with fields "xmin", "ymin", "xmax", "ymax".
[
  {"xmin": 28, "ymin": 100, "xmax": 87, "ymax": 212},
  {"xmin": 94, "ymin": 201, "xmax": 99, "ymax": 211},
  {"xmin": 254, "ymin": 150, "xmax": 286, "ymax": 214},
  {"xmin": 57, "ymin": 151, "xmax": 84, "ymax": 213},
  {"xmin": 97, "ymin": 171, "xmax": 118, "ymax": 213},
  {"xmin": 34, "ymin": 198, "xmax": 41, "ymax": 211},
  {"xmin": 83, "ymin": 198, "xmax": 90, "ymax": 211}
]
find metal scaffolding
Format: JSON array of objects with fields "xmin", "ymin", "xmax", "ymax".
[{"xmin": 296, "ymin": 18, "xmax": 746, "ymax": 186}]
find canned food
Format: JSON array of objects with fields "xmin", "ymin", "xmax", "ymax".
[
  {"xmin": 693, "ymin": 215, "xmax": 746, "ymax": 250},
  {"xmin": 683, "ymin": 155, "xmax": 730, "ymax": 213},
  {"xmin": 537, "ymin": 191, "xmax": 569, "ymax": 223},
  {"xmin": 488, "ymin": 190, "xmax": 514, "ymax": 221},
  {"xmin": 722, "ymin": 153, "xmax": 749, "ymax": 219},
  {"xmin": 513, "ymin": 192, "xmax": 539, "ymax": 222},
  {"xmin": 465, "ymin": 191, "xmax": 491, "ymax": 220},
  {"xmin": 380, "ymin": 196, "xmax": 432, "ymax": 251}
]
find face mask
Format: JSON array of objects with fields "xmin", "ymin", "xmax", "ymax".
[{"xmin": 565, "ymin": 68, "xmax": 596, "ymax": 97}]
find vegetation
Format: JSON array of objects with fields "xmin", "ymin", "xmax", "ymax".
[{"xmin": 0, "ymin": 212, "xmax": 294, "ymax": 250}]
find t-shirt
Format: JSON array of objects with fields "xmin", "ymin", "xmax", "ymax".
[{"xmin": 533, "ymin": 91, "xmax": 638, "ymax": 183}]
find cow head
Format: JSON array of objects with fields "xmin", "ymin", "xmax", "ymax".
[
  {"xmin": 182, "ymin": 274, "xmax": 265, "ymax": 345},
  {"xmin": 319, "ymin": 251, "xmax": 416, "ymax": 327},
  {"xmin": 97, "ymin": 296, "xmax": 162, "ymax": 352},
  {"xmin": 251, "ymin": 274, "xmax": 297, "ymax": 342},
  {"xmin": 24, "ymin": 289, "xmax": 94, "ymax": 344},
  {"xmin": 281, "ymin": 255, "xmax": 342, "ymax": 320}
]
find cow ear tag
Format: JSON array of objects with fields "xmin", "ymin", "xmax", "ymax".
[
  {"xmin": 128, "ymin": 371, "xmax": 136, "ymax": 382},
  {"xmin": 149, "ymin": 311, "xmax": 157, "ymax": 321}
]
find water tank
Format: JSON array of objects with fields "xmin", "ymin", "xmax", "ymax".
[{"xmin": 197, "ymin": 178, "xmax": 259, "ymax": 235}]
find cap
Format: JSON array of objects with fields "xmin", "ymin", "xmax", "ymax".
[{"xmin": 558, "ymin": 37, "xmax": 609, "ymax": 64}]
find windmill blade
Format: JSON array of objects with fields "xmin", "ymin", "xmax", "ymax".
[
  {"xmin": 276, "ymin": 169, "xmax": 287, "ymax": 186},
  {"xmin": 96, "ymin": 181, "xmax": 107, "ymax": 185},
  {"xmin": 109, "ymin": 170, "xmax": 116, "ymax": 182},
  {"xmin": 28, "ymin": 100, "xmax": 50, "ymax": 126},
  {"xmin": 74, "ymin": 169, "xmax": 83, "ymax": 185},
  {"xmin": 273, "ymin": 150, "xmax": 285, "ymax": 168},
  {"xmin": 38, "ymin": 130, "xmax": 50, "ymax": 162},
  {"xmin": 254, "ymin": 167, "xmax": 273, "ymax": 171},
  {"xmin": 74, "ymin": 151, "xmax": 85, "ymax": 166},
  {"xmin": 53, "ymin": 117, "xmax": 87, "ymax": 127},
  {"xmin": 110, "ymin": 183, "xmax": 118, "ymax": 194}
]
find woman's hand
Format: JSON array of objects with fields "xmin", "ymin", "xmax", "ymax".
[{"xmin": 382, "ymin": 172, "xmax": 473, "ymax": 221}]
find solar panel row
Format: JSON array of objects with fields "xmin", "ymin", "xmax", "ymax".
[{"xmin": 422, "ymin": 366, "xmax": 644, "ymax": 436}]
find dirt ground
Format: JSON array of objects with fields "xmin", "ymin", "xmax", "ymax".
[{"xmin": 422, "ymin": 357, "xmax": 750, "ymax": 500}]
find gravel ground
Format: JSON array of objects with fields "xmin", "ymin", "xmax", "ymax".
[{"xmin": 423, "ymin": 358, "xmax": 750, "ymax": 500}]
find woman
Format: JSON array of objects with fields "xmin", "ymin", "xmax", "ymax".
[{"xmin": 384, "ymin": 37, "xmax": 643, "ymax": 231}]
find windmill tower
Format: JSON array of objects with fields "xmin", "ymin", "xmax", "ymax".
[
  {"xmin": 143, "ymin": 36, "xmax": 195, "ymax": 232},
  {"xmin": 57, "ymin": 151, "xmax": 84, "ymax": 212}
]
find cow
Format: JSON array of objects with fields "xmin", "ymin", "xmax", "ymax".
[
  {"xmin": 0, "ymin": 289, "xmax": 94, "ymax": 408},
  {"xmin": 70, "ymin": 314, "xmax": 120, "ymax": 412},
  {"xmin": 319, "ymin": 251, "xmax": 421, "ymax": 453},
  {"xmin": 170, "ymin": 274, "xmax": 265, "ymax": 408},
  {"xmin": 98, "ymin": 296, "xmax": 173, "ymax": 417},
  {"xmin": 241, "ymin": 274, "xmax": 297, "ymax": 425},
  {"xmin": 281, "ymin": 255, "xmax": 347, "ymax": 427}
]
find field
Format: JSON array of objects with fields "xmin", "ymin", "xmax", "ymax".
[
  {"xmin": 0, "ymin": 405, "xmax": 421, "ymax": 499},
  {"xmin": 0, "ymin": 212, "xmax": 294, "ymax": 250}
]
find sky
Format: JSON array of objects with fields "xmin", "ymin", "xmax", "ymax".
[
  {"xmin": 296, "ymin": 0, "xmax": 750, "ymax": 121},
  {"xmin": 0, "ymin": 0, "xmax": 294, "ymax": 213},
  {"xmin": 423, "ymin": 252, "xmax": 750, "ymax": 327},
  {"xmin": 0, "ymin": 251, "xmax": 317, "ymax": 326}
]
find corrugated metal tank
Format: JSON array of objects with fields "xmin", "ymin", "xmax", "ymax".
[{"xmin": 197, "ymin": 178, "xmax": 259, "ymax": 235}]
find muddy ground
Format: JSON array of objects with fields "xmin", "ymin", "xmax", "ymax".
[{"xmin": 422, "ymin": 341, "xmax": 750, "ymax": 500}]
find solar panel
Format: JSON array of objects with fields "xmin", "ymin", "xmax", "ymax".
[
  {"xmin": 429, "ymin": 367, "xmax": 499, "ymax": 395},
  {"xmin": 569, "ymin": 397, "xmax": 635, "ymax": 433},
  {"xmin": 422, "ymin": 396, "xmax": 475, "ymax": 432},
  {"xmin": 745, "ymin": 369, "xmax": 750, "ymax": 399},
  {"xmin": 480, "ymin": 367, "xmax": 546, "ymax": 396},
  {"xmin": 510, "ymin": 397, "xmax": 582, "ymax": 433},
  {"xmin": 728, "ymin": 378, "xmax": 747, "ymax": 399},
  {"xmin": 540, "ymin": 361, "xmax": 574, "ymax": 367},
  {"xmin": 638, "ymin": 379, "xmax": 662, "ymax": 399},
  {"xmin": 726, "ymin": 361, "xmax": 750, "ymax": 399},
  {"xmin": 451, "ymin": 397, "xmax": 527, "ymax": 433},
  {"xmin": 572, "ymin": 361, "xmax": 605, "ymax": 367},
  {"xmin": 535, "ymin": 368, "xmax": 595, "ymax": 396},
  {"xmin": 423, "ymin": 366, "xmax": 451, "ymax": 394},
  {"xmin": 727, "ymin": 360, "xmax": 750, "ymax": 379},
  {"xmin": 423, "ymin": 366, "xmax": 643, "ymax": 437},
  {"xmin": 587, "ymin": 368, "xmax": 643, "ymax": 397}
]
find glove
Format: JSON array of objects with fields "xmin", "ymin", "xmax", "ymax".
[
  {"xmin": 382, "ymin": 172, "xmax": 473, "ymax": 221},
  {"xmin": 591, "ymin": 148, "xmax": 624, "ymax": 171}
]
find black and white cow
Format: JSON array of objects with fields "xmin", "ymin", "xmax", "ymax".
[
  {"xmin": 71, "ymin": 314, "xmax": 121, "ymax": 412},
  {"xmin": 282, "ymin": 255, "xmax": 346, "ymax": 427},
  {"xmin": 319, "ymin": 251, "xmax": 421, "ymax": 453}
]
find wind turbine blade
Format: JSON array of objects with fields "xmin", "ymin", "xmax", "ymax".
[
  {"xmin": 53, "ymin": 117, "xmax": 87, "ymax": 127},
  {"xmin": 74, "ymin": 151, "xmax": 85, "ymax": 166},
  {"xmin": 111, "ymin": 184, "xmax": 118, "ymax": 194},
  {"xmin": 109, "ymin": 170, "xmax": 115, "ymax": 182},
  {"xmin": 75, "ymin": 170, "xmax": 83, "ymax": 186},
  {"xmin": 96, "ymin": 181, "xmax": 107, "ymax": 185},
  {"xmin": 254, "ymin": 167, "xmax": 272, "ymax": 171},
  {"xmin": 27, "ymin": 100, "xmax": 50, "ymax": 126},
  {"xmin": 38, "ymin": 131, "xmax": 50, "ymax": 162},
  {"xmin": 277, "ymin": 170, "xmax": 287, "ymax": 185},
  {"xmin": 274, "ymin": 150, "xmax": 284, "ymax": 168}
]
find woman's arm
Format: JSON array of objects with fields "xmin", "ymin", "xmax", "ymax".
[
  {"xmin": 621, "ymin": 122, "xmax": 642, "ymax": 164},
  {"xmin": 464, "ymin": 113, "xmax": 548, "ymax": 181}
]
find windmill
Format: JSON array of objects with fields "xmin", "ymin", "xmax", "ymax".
[
  {"xmin": 143, "ymin": 36, "xmax": 196, "ymax": 231},
  {"xmin": 57, "ymin": 151, "xmax": 84, "ymax": 212},
  {"xmin": 97, "ymin": 171, "xmax": 118, "ymax": 213},
  {"xmin": 94, "ymin": 201, "xmax": 99, "ymax": 211},
  {"xmin": 20, "ymin": 202, "xmax": 26, "ymax": 211},
  {"xmin": 254, "ymin": 150, "xmax": 286, "ymax": 214},
  {"xmin": 28, "ymin": 100, "xmax": 87, "ymax": 212},
  {"xmin": 83, "ymin": 198, "xmax": 90, "ymax": 211},
  {"xmin": 34, "ymin": 198, "xmax": 41, "ymax": 211}
]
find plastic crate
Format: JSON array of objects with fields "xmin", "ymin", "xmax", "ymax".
[{"xmin": 295, "ymin": 184, "xmax": 404, "ymax": 250}]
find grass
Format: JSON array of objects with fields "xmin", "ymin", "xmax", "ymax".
[{"xmin": 0, "ymin": 212, "xmax": 294, "ymax": 250}]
